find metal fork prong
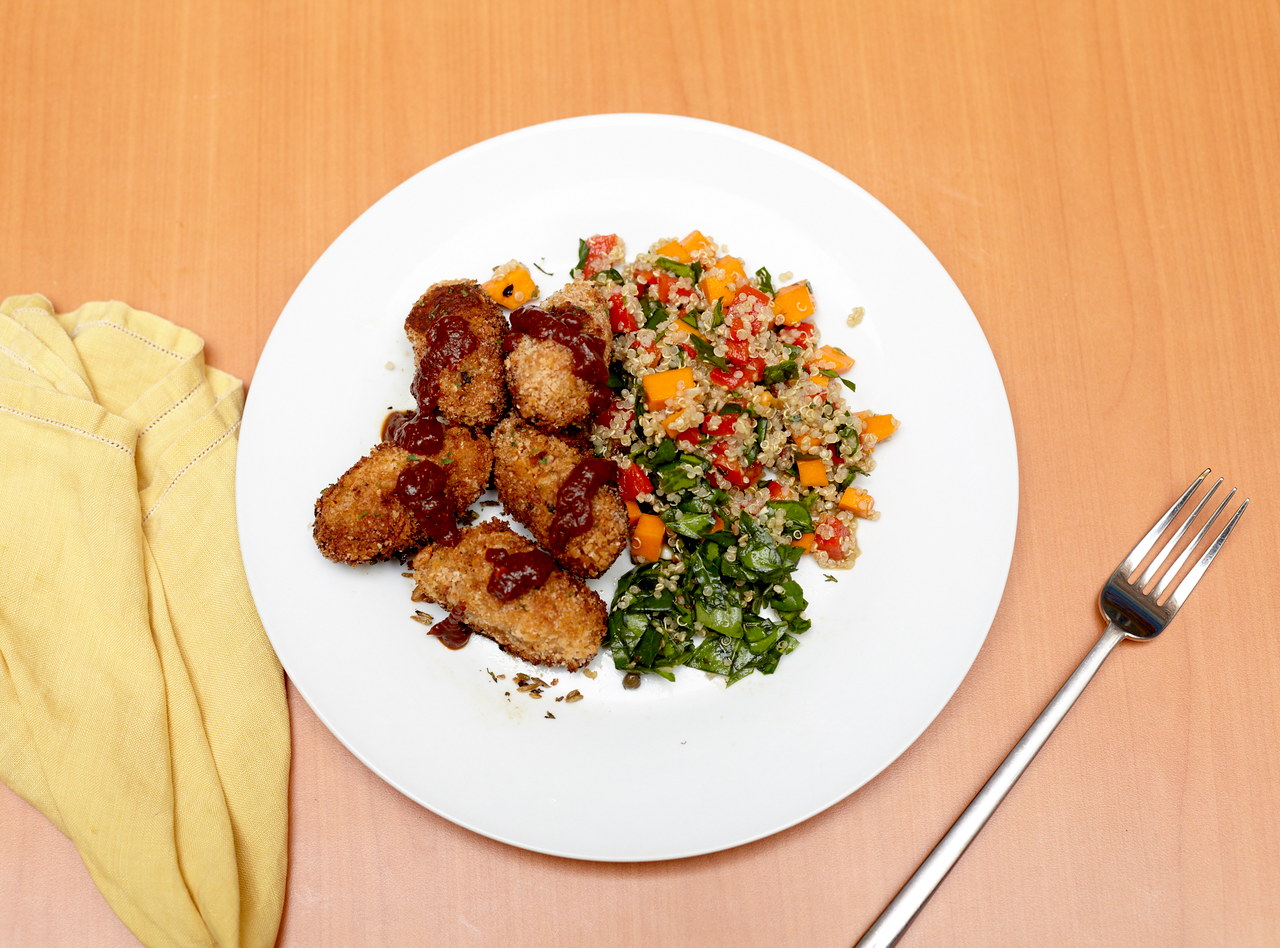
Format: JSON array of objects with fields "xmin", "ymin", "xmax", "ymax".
[
  {"xmin": 1135, "ymin": 477, "xmax": 1223, "ymax": 590},
  {"xmin": 1151, "ymin": 487, "xmax": 1235, "ymax": 599},
  {"xmin": 1118, "ymin": 468, "xmax": 1210, "ymax": 578},
  {"xmin": 1164, "ymin": 497, "xmax": 1249, "ymax": 610}
]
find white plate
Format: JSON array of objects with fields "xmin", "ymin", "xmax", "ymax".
[{"xmin": 237, "ymin": 114, "xmax": 1018, "ymax": 861}]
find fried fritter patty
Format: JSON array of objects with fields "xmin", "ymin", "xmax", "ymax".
[
  {"xmin": 405, "ymin": 280, "xmax": 507, "ymax": 427},
  {"xmin": 491, "ymin": 416, "xmax": 627, "ymax": 578},
  {"xmin": 411, "ymin": 520, "xmax": 606, "ymax": 671},
  {"xmin": 313, "ymin": 428, "xmax": 493, "ymax": 565},
  {"xmin": 505, "ymin": 283, "xmax": 611, "ymax": 430}
]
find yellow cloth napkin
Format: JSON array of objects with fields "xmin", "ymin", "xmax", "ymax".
[{"xmin": 0, "ymin": 295, "xmax": 290, "ymax": 948}]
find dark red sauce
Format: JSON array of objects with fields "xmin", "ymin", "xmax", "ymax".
[
  {"xmin": 506, "ymin": 303, "xmax": 611, "ymax": 411},
  {"xmin": 392, "ymin": 459, "xmax": 459, "ymax": 545},
  {"xmin": 484, "ymin": 547, "xmax": 555, "ymax": 601},
  {"xmin": 408, "ymin": 293, "xmax": 480, "ymax": 411},
  {"xmin": 548, "ymin": 457, "xmax": 617, "ymax": 550},
  {"xmin": 430, "ymin": 610, "xmax": 472, "ymax": 649},
  {"xmin": 382, "ymin": 410, "xmax": 445, "ymax": 456}
]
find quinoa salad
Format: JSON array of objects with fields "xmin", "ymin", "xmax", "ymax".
[{"xmin": 571, "ymin": 231, "xmax": 898, "ymax": 684}]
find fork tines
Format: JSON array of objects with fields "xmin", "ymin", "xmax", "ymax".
[{"xmin": 1118, "ymin": 468, "xmax": 1249, "ymax": 608}]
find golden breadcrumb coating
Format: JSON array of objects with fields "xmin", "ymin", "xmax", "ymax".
[
  {"xmin": 491, "ymin": 415, "xmax": 627, "ymax": 578},
  {"xmin": 405, "ymin": 280, "xmax": 507, "ymax": 427},
  {"xmin": 313, "ymin": 428, "xmax": 492, "ymax": 565},
  {"xmin": 505, "ymin": 283, "xmax": 611, "ymax": 430},
  {"xmin": 411, "ymin": 520, "xmax": 606, "ymax": 671}
]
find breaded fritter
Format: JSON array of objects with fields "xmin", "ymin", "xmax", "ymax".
[
  {"xmin": 491, "ymin": 416, "xmax": 628, "ymax": 578},
  {"xmin": 405, "ymin": 280, "xmax": 507, "ymax": 427},
  {"xmin": 411, "ymin": 520, "xmax": 606, "ymax": 671},
  {"xmin": 505, "ymin": 283, "xmax": 611, "ymax": 430},
  {"xmin": 313, "ymin": 428, "xmax": 493, "ymax": 565}
]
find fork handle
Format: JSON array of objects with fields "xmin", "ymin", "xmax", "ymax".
[{"xmin": 855, "ymin": 623, "xmax": 1128, "ymax": 948}]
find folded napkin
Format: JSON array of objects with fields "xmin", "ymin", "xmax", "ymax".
[{"xmin": 0, "ymin": 295, "xmax": 290, "ymax": 948}]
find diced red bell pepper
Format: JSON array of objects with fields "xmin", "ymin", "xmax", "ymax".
[
  {"xmin": 657, "ymin": 271, "xmax": 675, "ymax": 303},
  {"xmin": 727, "ymin": 286, "xmax": 773, "ymax": 332},
  {"xmin": 607, "ymin": 293, "xmax": 638, "ymax": 333},
  {"xmin": 702, "ymin": 413, "xmax": 738, "ymax": 436},
  {"xmin": 780, "ymin": 321, "xmax": 816, "ymax": 346},
  {"xmin": 629, "ymin": 338, "xmax": 661, "ymax": 369},
  {"xmin": 582, "ymin": 234, "xmax": 619, "ymax": 279},
  {"xmin": 814, "ymin": 516, "xmax": 850, "ymax": 560},
  {"xmin": 766, "ymin": 480, "xmax": 791, "ymax": 500},
  {"xmin": 710, "ymin": 442, "xmax": 763, "ymax": 489},
  {"xmin": 724, "ymin": 336, "xmax": 752, "ymax": 366},
  {"xmin": 709, "ymin": 357, "xmax": 765, "ymax": 391},
  {"xmin": 593, "ymin": 399, "xmax": 633, "ymax": 430},
  {"xmin": 673, "ymin": 427, "xmax": 701, "ymax": 447},
  {"xmin": 617, "ymin": 463, "xmax": 654, "ymax": 501},
  {"xmin": 732, "ymin": 285, "xmax": 772, "ymax": 310}
]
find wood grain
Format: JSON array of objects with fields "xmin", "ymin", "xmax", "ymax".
[{"xmin": 3, "ymin": 0, "xmax": 1278, "ymax": 944}]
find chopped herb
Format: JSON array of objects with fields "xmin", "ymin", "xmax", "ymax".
[
  {"xmin": 532, "ymin": 260, "xmax": 553, "ymax": 276},
  {"xmin": 653, "ymin": 257, "xmax": 697, "ymax": 281},
  {"xmin": 640, "ymin": 297, "xmax": 669, "ymax": 330},
  {"xmin": 573, "ymin": 238, "xmax": 589, "ymax": 275},
  {"xmin": 755, "ymin": 266, "xmax": 775, "ymax": 294},
  {"xmin": 593, "ymin": 267, "xmax": 624, "ymax": 284},
  {"xmin": 688, "ymin": 335, "xmax": 729, "ymax": 369},
  {"xmin": 824, "ymin": 574, "xmax": 838, "ymax": 583},
  {"xmin": 763, "ymin": 360, "xmax": 799, "ymax": 385}
]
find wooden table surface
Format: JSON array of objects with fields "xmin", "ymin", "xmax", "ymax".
[{"xmin": 4, "ymin": 1, "xmax": 1279, "ymax": 945}]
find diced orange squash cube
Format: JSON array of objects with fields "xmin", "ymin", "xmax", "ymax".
[
  {"xmin": 630, "ymin": 513, "xmax": 666, "ymax": 562},
  {"xmin": 753, "ymin": 390, "xmax": 775, "ymax": 410},
  {"xmin": 699, "ymin": 256, "xmax": 747, "ymax": 307},
  {"xmin": 655, "ymin": 240, "xmax": 690, "ymax": 263},
  {"xmin": 773, "ymin": 282, "xmax": 815, "ymax": 325},
  {"xmin": 791, "ymin": 532, "xmax": 816, "ymax": 552},
  {"xmin": 797, "ymin": 459, "xmax": 829, "ymax": 487},
  {"xmin": 839, "ymin": 486, "xmax": 876, "ymax": 518},
  {"xmin": 642, "ymin": 367, "xmax": 695, "ymax": 410},
  {"xmin": 794, "ymin": 432, "xmax": 824, "ymax": 454},
  {"xmin": 681, "ymin": 230, "xmax": 713, "ymax": 258},
  {"xmin": 661, "ymin": 406, "xmax": 691, "ymax": 436},
  {"xmin": 859, "ymin": 412, "xmax": 898, "ymax": 442},
  {"xmin": 667, "ymin": 320, "xmax": 707, "ymax": 342},
  {"xmin": 482, "ymin": 264, "xmax": 538, "ymax": 309},
  {"xmin": 813, "ymin": 345, "xmax": 855, "ymax": 374},
  {"xmin": 625, "ymin": 500, "xmax": 642, "ymax": 526}
]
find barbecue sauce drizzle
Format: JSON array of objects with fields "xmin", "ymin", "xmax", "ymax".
[
  {"xmin": 548, "ymin": 457, "xmax": 618, "ymax": 550},
  {"xmin": 382, "ymin": 410, "xmax": 445, "ymax": 456},
  {"xmin": 484, "ymin": 547, "xmax": 555, "ymax": 601},
  {"xmin": 506, "ymin": 303, "xmax": 611, "ymax": 412},
  {"xmin": 391, "ymin": 459, "xmax": 459, "ymax": 546},
  {"xmin": 387, "ymin": 289, "xmax": 489, "ymax": 547},
  {"xmin": 429, "ymin": 610, "xmax": 472, "ymax": 649}
]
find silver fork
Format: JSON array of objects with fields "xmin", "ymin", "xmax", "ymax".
[{"xmin": 856, "ymin": 469, "xmax": 1249, "ymax": 948}]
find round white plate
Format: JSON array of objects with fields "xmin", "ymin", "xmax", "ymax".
[{"xmin": 237, "ymin": 114, "xmax": 1018, "ymax": 861}]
